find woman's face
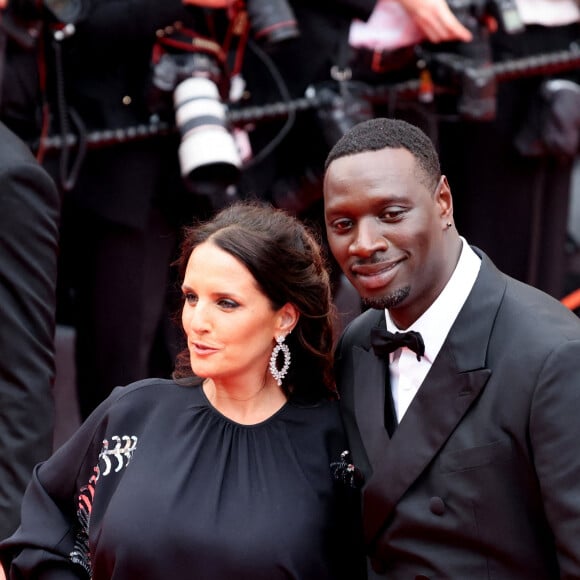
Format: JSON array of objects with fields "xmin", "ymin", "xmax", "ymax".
[{"xmin": 181, "ymin": 241, "xmax": 290, "ymax": 386}]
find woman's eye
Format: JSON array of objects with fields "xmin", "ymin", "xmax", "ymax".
[
  {"xmin": 217, "ymin": 298, "xmax": 239, "ymax": 309},
  {"xmin": 183, "ymin": 292, "xmax": 197, "ymax": 305}
]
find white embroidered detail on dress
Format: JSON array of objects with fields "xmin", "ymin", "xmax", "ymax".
[
  {"xmin": 69, "ymin": 435, "xmax": 138, "ymax": 576},
  {"xmin": 99, "ymin": 435, "xmax": 138, "ymax": 477}
]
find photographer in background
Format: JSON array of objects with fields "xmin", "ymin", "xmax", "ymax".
[
  {"xmin": 238, "ymin": 0, "xmax": 472, "ymax": 217},
  {"xmin": 0, "ymin": 0, "xmax": 385, "ymax": 419},
  {"xmin": 437, "ymin": 0, "xmax": 580, "ymax": 298},
  {"xmin": 44, "ymin": 0, "xmax": 220, "ymax": 420},
  {"xmin": 236, "ymin": 0, "xmax": 379, "ymax": 214},
  {"xmin": 1, "ymin": 0, "xmax": 233, "ymax": 420},
  {"xmin": 330, "ymin": 0, "xmax": 580, "ymax": 300}
]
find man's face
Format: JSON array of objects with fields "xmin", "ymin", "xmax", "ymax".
[{"xmin": 323, "ymin": 147, "xmax": 453, "ymax": 328}]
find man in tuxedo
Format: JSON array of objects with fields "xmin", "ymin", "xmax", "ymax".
[
  {"xmin": 323, "ymin": 117, "xmax": 580, "ymax": 577},
  {"xmin": 0, "ymin": 121, "xmax": 59, "ymax": 540}
]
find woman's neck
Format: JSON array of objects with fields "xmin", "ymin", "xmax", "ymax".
[{"xmin": 202, "ymin": 377, "xmax": 287, "ymax": 425}]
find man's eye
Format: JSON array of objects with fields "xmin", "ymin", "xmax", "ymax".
[
  {"xmin": 330, "ymin": 219, "xmax": 353, "ymax": 233},
  {"xmin": 382, "ymin": 208, "xmax": 406, "ymax": 221}
]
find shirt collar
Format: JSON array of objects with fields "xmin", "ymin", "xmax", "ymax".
[{"xmin": 385, "ymin": 237, "xmax": 481, "ymax": 363}]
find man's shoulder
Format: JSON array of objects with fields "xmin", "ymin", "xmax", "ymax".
[
  {"xmin": 501, "ymin": 276, "xmax": 580, "ymax": 338},
  {"xmin": 476, "ymin": 248, "xmax": 580, "ymax": 334},
  {"xmin": 338, "ymin": 308, "xmax": 382, "ymax": 351}
]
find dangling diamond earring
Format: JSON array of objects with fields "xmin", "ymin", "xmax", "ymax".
[{"xmin": 269, "ymin": 335, "xmax": 291, "ymax": 386}]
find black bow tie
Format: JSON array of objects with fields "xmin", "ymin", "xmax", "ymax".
[{"xmin": 371, "ymin": 326, "xmax": 425, "ymax": 362}]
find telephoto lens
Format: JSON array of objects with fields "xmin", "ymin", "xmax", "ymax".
[{"xmin": 173, "ymin": 75, "xmax": 242, "ymax": 189}]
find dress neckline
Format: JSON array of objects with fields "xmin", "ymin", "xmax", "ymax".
[{"xmin": 197, "ymin": 384, "xmax": 290, "ymax": 428}]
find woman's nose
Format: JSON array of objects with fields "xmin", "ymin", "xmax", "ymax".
[{"xmin": 184, "ymin": 302, "xmax": 211, "ymax": 333}]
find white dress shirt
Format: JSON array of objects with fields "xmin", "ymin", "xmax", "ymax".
[{"xmin": 385, "ymin": 238, "xmax": 481, "ymax": 421}]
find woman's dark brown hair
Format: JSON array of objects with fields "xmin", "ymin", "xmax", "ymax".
[{"xmin": 173, "ymin": 201, "xmax": 337, "ymax": 402}]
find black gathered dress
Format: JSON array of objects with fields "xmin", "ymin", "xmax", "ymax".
[{"xmin": 0, "ymin": 378, "xmax": 366, "ymax": 579}]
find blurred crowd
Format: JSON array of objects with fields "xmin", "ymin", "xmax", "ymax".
[{"xmin": 1, "ymin": 0, "xmax": 579, "ymax": 542}]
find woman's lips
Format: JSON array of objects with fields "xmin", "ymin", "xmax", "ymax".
[{"xmin": 190, "ymin": 342, "xmax": 219, "ymax": 355}]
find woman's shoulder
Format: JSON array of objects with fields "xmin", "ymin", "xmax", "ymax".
[
  {"xmin": 288, "ymin": 394, "xmax": 340, "ymax": 412},
  {"xmin": 285, "ymin": 396, "xmax": 343, "ymax": 430},
  {"xmin": 112, "ymin": 375, "xmax": 202, "ymax": 398},
  {"xmin": 59, "ymin": 377, "xmax": 205, "ymax": 451},
  {"xmin": 97, "ymin": 376, "xmax": 204, "ymax": 419}
]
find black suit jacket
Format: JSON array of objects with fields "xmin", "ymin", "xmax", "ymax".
[
  {"xmin": 0, "ymin": 121, "xmax": 59, "ymax": 539},
  {"xmin": 335, "ymin": 249, "xmax": 580, "ymax": 578}
]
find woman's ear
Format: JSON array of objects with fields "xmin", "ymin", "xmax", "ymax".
[{"xmin": 276, "ymin": 303, "xmax": 299, "ymax": 336}]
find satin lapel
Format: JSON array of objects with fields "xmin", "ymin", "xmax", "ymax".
[
  {"xmin": 362, "ymin": 252, "xmax": 503, "ymax": 545},
  {"xmin": 353, "ymin": 345, "xmax": 391, "ymax": 468}
]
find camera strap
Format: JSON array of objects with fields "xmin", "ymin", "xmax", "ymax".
[{"xmin": 223, "ymin": 1, "xmax": 250, "ymax": 78}]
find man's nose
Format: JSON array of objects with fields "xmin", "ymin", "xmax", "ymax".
[{"xmin": 350, "ymin": 218, "xmax": 388, "ymax": 257}]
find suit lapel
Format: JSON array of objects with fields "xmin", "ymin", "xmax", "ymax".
[
  {"xmin": 353, "ymin": 344, "xmax": 391, "ymax": 467},
  {"xmin": 362, "ymin": 253, "xmax": 504, "ymax": 545}
]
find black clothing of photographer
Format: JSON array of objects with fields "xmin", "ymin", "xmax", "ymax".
[
  {"xmin": 336, "ymin": 0, "xmax": 580, "ymax": 299},
  {"xmin": 0, "ymin": 121, "xmax": 59, "ymax": 540},
  {"xmin": 1, "ymin": 0, "xmax": 381, "ymax": 420},
  {"xmin": 1, "ymin": 0, "xmax": 222, "ymax": 419},
  {"xmin": 437, "ymin": 10, "xmax": 580, "ymax": 298},
  {"xmin": 236, "ymin": 0, "xmax": 378, "ymax": 214},
  {"xmin": 2, "ymin": 0, "xmax": 383, "ymax": 417}
]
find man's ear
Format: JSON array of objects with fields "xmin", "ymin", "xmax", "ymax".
[{"xmin": 437, "ymin": 175, "xmax": 453, "ymax": 221}]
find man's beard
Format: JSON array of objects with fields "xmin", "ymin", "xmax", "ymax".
[{"xmin": 362, "ymin": 286, "xmax": 410, "ymax": 311}]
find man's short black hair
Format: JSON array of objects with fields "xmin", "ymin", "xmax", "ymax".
[{"xmin": 325, "ymin": 118, "xmax": 441, "ymax": 192}]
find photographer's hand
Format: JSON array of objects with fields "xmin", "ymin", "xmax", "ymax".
[{"xmin": 398, "ymin": 0, "xmax": 473, "ymax": 42}]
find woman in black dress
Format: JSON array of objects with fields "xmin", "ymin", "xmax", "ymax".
[{"xmin": 0, "ymin": 201, "xmax": 366, "ymax": 580}]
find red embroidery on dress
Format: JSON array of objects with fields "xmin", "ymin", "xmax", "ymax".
[{"xmin": 69, "ymin": 465, "xmax": 98, "ymax": 577}]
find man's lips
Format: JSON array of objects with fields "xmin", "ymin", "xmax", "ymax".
[
  {"xmin": 351, "ymin": 258, "xmax": 404, "ymax": 277},
  {"xmin": 350, "ymin": 258, "xmax": 405, "ymax": 290}
]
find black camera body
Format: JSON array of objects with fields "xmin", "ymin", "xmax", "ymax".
[
  {"xmin": 425, "ymin": 0, "xmax": 524, "ymax": 120},
  {"xmin": 146, "ymin": 0, "xmax": 300, "ymax": 194},
  {"xmin": 447, "ymin": 0, "xmax": 524, "ymax": 35}
]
